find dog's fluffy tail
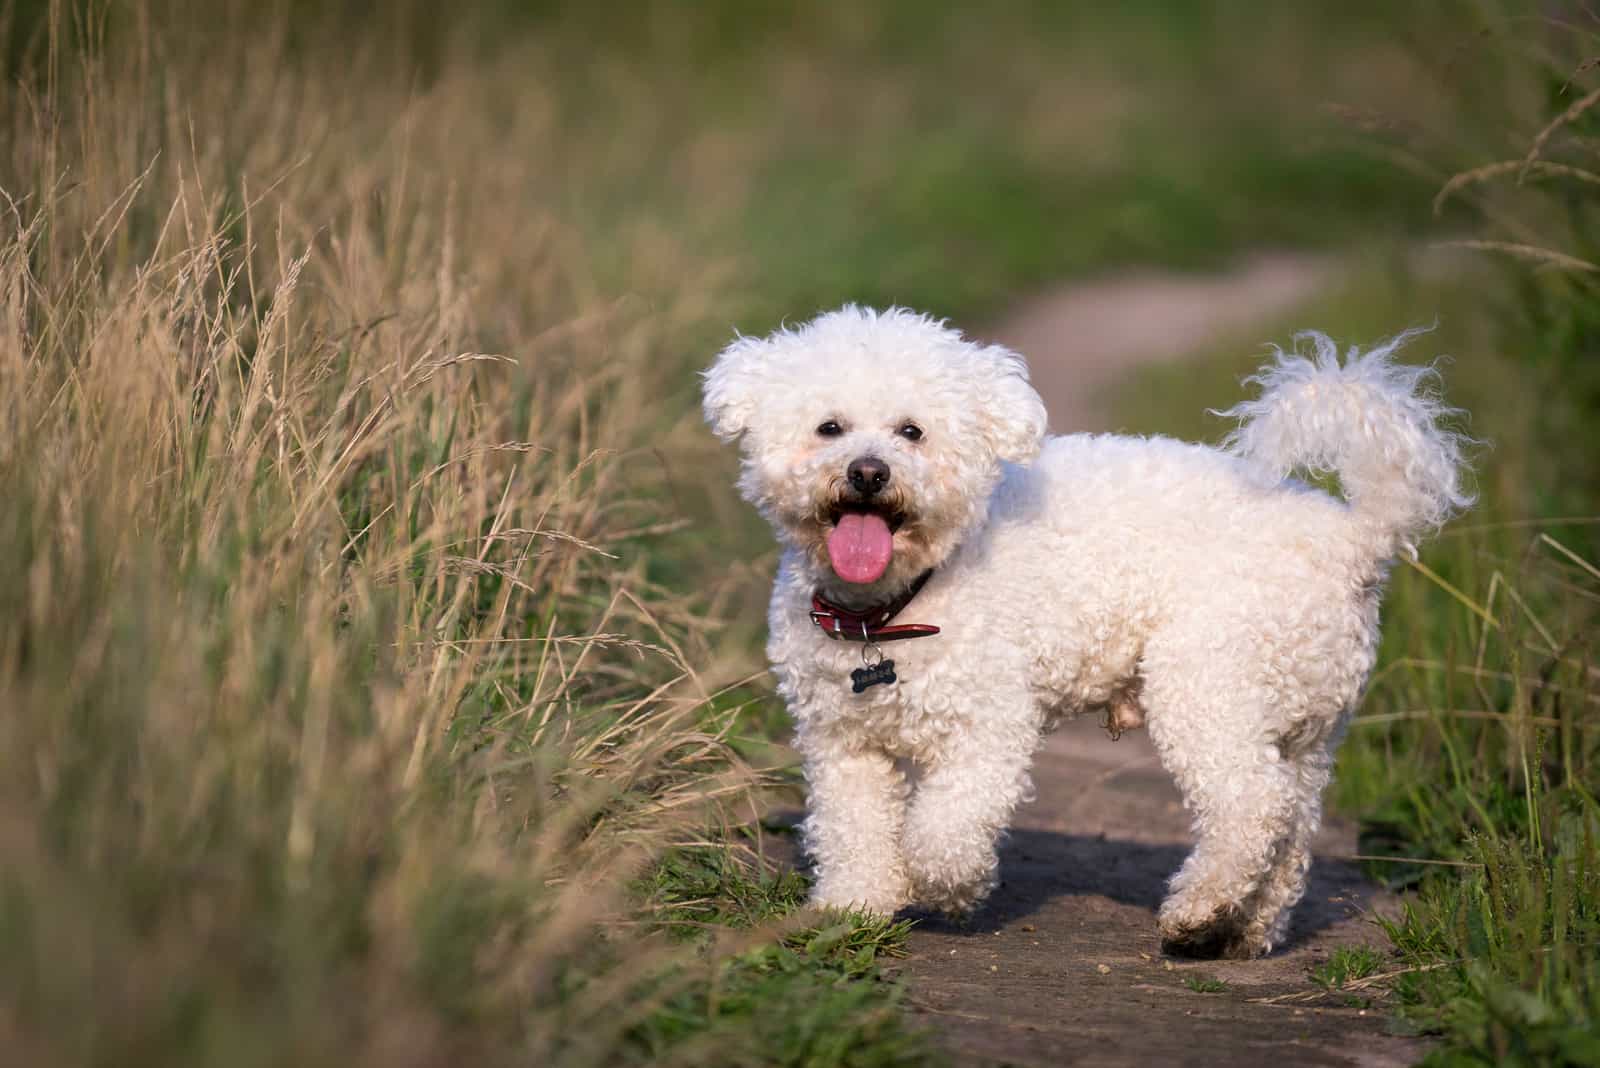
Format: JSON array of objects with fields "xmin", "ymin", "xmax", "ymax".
[{"xmin": 1217, "ymin": 329, "xmax": 1475, "ymax": 558}]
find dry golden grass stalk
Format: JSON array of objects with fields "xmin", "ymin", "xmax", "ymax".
[
  {"xmin": 1434, "ymin": 159, "xmax": 1600, "ymax": 215},
  {"xmin": 1431, "ymin": 239, "xmax": 1600, "ymax": 273},
  {"xmin": 1520, "ymin": 85, "xmax": 1600, "ymax": 180}
]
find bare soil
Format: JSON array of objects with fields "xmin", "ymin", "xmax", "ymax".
[
  {"xmin": 988, "ymin": 251, "xmax": 1332, "ymax": 433},
  {"xmin": 885, "ymin": 256, "xmax": 1428, "ymax": 1066}
]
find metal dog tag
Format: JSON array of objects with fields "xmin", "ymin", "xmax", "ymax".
[{"xmin": 851, "ymin": 659, "xmax": 897, "ymax": 693}]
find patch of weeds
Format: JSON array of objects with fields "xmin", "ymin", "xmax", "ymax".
[
  {"xmin": 1313, "ymin": 947, "xmax": 1386, "ymax": 991},
  {"xmin": 1184, "ymin": 974, "xmax": 1229, "ymax": 994},
  {"xmin": 629, "ymin": 848, "xmax": 934, "ymax": 1066},
  {"xmin": 643, "ymin": 845, "xmax": 812, "ymax": 934},
  {"xmin": 1377, "ymin": 828, "xmax": 1600, "ymax": 1068},
  {"xmin": 630, "ymin": 919, "xmax": 929, "ymax": 1067}
]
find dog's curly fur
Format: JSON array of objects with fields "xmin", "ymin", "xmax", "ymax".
[{"xmin": 703, "ymin": 306, "xmax": 1472, "ymax": 958}]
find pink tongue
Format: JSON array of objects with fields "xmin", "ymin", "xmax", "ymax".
[{"xmin": 826, "ymin": 512, "xmax": 894, "ymax": 584}]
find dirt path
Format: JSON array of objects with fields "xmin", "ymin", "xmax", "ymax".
[
  {"xmin": 888, "ymin": 254, "xmax": 1429, "ymax": 1066},
  {"xmin": 992, "ymin": 251, "xmax": 1331, "ymax": 432}
]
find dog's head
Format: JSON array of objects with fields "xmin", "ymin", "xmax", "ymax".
[{"xmin": 702, "ymin": 306, "xmax": 1046, "ymax": 600}]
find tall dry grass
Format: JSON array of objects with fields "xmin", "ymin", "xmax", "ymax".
[{"xmin": 0, "ymin": 6, "xmax": 777, "ymax": 1065}]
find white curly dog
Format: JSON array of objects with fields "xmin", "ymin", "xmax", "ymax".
[{"xmin": 703, "ymin": 306, "xmax": 1470, "ymax": 958}]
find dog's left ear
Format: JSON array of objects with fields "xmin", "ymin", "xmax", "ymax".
[
  {"xmin": 977, "ymin": 345, "xmax": 1047, "ymax": 464},
  {"xmin": 701, "ymin": 334, "xmax": 770, "ymax": 443}
]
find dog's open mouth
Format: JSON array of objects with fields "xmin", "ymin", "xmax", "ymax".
[{"xmin": 825, "ymin": 502, "xmax": 905, "ymax": 585}]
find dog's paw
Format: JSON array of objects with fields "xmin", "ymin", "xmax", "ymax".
[
  {"xmin": 1158, "ymin": 904, "xmax": 1264, "ymax": 960},
  {"xmin": 903, "ymin": 825, "xmax": 1000, "ymax": 917},
  {"xmin": 808, "ymin": 880, "xmax": 908, "ymax": 918},
  {"xmin": 908, "ymin": 871, "xmax": 996, "ymax": 918}
]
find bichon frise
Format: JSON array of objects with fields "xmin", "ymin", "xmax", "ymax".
[{"xmin": 702, "ymin": 306, "xmax": 1470, "ymax": 959}]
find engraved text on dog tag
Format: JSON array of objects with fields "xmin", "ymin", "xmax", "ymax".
[{"xmin": 851, "ymin": 658, "xmax": 897, "ymax": 693}]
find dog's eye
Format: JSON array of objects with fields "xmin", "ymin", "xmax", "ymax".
[
  {"xmin": 816, "ymin": 420, "xmax": 844, "ymax": 438},
  {"xmin": 897, "ymin": 423, "xmax": 924, "ymax": 442}
]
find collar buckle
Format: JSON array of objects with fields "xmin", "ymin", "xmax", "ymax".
[{"xmin": 808, "ymin": 608, "xmax": 845, "ymax": 637}]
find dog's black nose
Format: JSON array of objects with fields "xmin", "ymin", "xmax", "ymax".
[{"xmin": 847, "ymin": 456, "xmax": 891, "ymax": 497}]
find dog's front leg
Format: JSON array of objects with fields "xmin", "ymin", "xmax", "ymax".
[
  {"xmin": 902, "ymin": 714, "xmax": 1038, "ymax": 915},
  {"xmin": 798, "ymin": 732, "xmax": 910, "ymax": 915}
]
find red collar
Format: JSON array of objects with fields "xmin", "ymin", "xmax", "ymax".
[{"xmin": 809, "ymin": 570, "xmax": 941, "ymax": 643}]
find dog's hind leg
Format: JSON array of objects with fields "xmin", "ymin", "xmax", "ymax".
[
  {"xmin": 1248, "ymin": 733, "xmax": 1337, "ymax": 952},
  {"xmin": 1143, "ymin": 682, "xmax": 1304, "ymax": 959}
]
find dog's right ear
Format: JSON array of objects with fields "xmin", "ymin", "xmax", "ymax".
[{"xmin": 701, "ymin": 334, "xmax": 770, "ymax": 443}]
